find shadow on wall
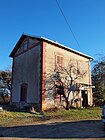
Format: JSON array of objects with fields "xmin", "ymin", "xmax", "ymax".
[{"xmin": 0, "ymin": 120, "xmax": 105, "ymax": 139}]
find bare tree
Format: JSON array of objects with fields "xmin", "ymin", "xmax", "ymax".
[
  {"xmin": 0, "ymin": 66, "xmax": 12, "ymax": 89},
  {"xmin": 45, "ymin": 58, "xmax": 87, "ymax": 110}
]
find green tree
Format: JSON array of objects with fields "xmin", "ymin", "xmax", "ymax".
[{"xmin": 92, "ymin": 56, "xmax": 105, "ymax": 106}]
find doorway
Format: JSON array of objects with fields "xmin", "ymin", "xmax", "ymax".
[{"xmin": 82, "ymin": 90, "xmax": 88, "ymax": 107}]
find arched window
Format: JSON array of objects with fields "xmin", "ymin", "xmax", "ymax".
[{"xmin": 20, "ymin": 83, "xmax": 28, "ymax": 102}]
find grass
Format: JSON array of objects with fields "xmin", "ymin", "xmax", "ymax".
[
  {"xmin": 0, "ymin": 111, "xmax": 43, "ymax": 126},
  {"xmin": 45, "ymin": 107, "xmax": 102, "ymax": 121},
  {"xmin": 0, "ymin": 107, "xmax": 102, "ymax": 126}
]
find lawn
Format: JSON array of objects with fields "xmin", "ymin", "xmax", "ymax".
[
  {"xmin": 45, "ymin": 107, "xmax": 102, "ymax": 120},
  {"xmin": 0, "ymin": 107, "xmax": 102, "ymax": 126}
]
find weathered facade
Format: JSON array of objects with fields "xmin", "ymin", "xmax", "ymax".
[{"xmin": 10, "ymin": 34, "xmax": 93, "ymax": 110}]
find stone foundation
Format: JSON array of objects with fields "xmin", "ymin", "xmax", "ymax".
[{"xmin": 11, "ymin": 102, "xmax": 41, "ymax": 112}]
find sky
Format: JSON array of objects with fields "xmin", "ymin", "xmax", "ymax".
[{"xmin": 0, "ymin": 0, "xmax": 105, "ymax": 70}]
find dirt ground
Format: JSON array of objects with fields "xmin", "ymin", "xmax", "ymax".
[{"xmin": 0, "ymin": 119, "xmax": 105, "ymax": 140}]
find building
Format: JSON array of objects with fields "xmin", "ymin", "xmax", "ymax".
[{"xmin": 10, "ymin": 34, "xmax": 93, "ymax": 110}]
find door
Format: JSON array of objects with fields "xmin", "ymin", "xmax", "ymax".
[{"xmin": 82, "ymin": 90, "xmax": 88, "ymax": 107}]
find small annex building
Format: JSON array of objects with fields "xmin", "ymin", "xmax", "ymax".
[{"xmin": 10, "ymin": 34, "xmax": 93, "ymax": 110}]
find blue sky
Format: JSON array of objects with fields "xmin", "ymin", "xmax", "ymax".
[{"xmin": 0, "ymin": 0, "xmax": 105, "ymax": 70}]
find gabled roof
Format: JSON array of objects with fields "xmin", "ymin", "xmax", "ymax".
[{"xmin": 9, "ymin": 33, "xmax": 94, "ymax": 60}]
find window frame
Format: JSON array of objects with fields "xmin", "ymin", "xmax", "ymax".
[
  {"xmin": 23, "ymin": 39, "xmax": 29, "ymax": 51},
  {"xmin": 55, "ymin": 53, "xmax": 64, "ymax": 71},
  {"xmin": 20, "ymin": 83, "xmax": 28, "ymax": 102}
]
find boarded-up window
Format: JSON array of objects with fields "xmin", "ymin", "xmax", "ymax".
[
  {"xmin": 55, "ymin": 54, "xmax": 64, "ymax": 70},
  {"xmin": 20, "ymin": 83, "xmax": 28, "ymax": 102}
]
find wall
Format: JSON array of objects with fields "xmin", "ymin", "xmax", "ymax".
[
  {"xmin": 44, "ymin": 42, "xmax": 92, "ymax": 109},
  {"xmin": 12, "ymin": 39, "xmax": 41, "ymax": 106}
]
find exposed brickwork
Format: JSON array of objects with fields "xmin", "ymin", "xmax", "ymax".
[{"xmin": 41, "ymin": 41, "xmax": 47, "ymax": 110}]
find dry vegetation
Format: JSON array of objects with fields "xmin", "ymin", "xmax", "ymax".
[{"xmin": 0, "ymin": 107, "xmax": 102, "ymax": 127}]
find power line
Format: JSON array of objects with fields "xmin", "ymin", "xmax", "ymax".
[{"xmin": 55, "ymin": 0, "xmax": 83, "ymax": 52}]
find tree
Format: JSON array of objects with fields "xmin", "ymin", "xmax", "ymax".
[
  {"xmin": 0, "ymin": 70, "xmax": 12, "ymax": 89},
  {"xmin": 92, "ymin": 56, "xmax": 105, "ymax": 106},
  {"xmin": 0, "ymin": 67, "xmax": 12, "ymax": 104},
  {"xmin": 46, "ymin": 59, "xmax": 87, "ymax": 109}
]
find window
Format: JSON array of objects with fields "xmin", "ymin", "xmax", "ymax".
[
  {"xmin": 20, "ymin": 83, "xmax": 28, "ymax": 102},
  {"xmin": 55, "ymin": 54, "xmax": 64, "ymax": 70},
  {"xmin": 77, "ymin": 60, "xmax": 85, "ymax": 74},
  {"xmin": 23, "ymin": 40, "xmax": 28, "ymax": 50}
]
